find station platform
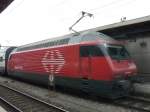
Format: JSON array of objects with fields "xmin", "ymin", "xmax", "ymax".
[
  {"xmin": 134, "ymin": 83, "xmax": 150, "ymax": 96},
  {"xmin": 133, "ymin": 74, "xmax": 150, "ymax": 96}
]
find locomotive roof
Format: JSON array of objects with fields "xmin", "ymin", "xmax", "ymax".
[{"xmin": 16, "ymin": 31, "xmax": 116, "ymax": 52}]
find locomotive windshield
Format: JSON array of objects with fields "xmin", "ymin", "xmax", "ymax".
[{"xmin": 106, "ymin": 44, "xmax": 130, "ymax": 60}]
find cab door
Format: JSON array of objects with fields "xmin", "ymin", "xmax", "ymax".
[
  {"xmin": 80, "ymin": 46, "xmax": 91, "ymax": 79},
  {"xmin": 80, "ymin": 45, "xmax": 104, "ymax": 79},
  {"xmin": 80, "ymin": 45, "xmax": 105, "ymax": 92},
  {"xmin": 80, "ymin": 46, "xmax": 91, "ymax": 92}
]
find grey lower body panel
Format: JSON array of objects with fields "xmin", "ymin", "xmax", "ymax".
[{"xmin": 8, "ymin": 70, "xmax": 131, "ymax": 98}]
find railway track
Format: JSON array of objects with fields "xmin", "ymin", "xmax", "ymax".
[
  {"xmin": 1, "ymin": 76, "xmax": 150, "ymax": 112},
  {"xmin": 0, "ymin": 84, "xmax": 69, "ymax": 112},
  {"xmin": 0, "ymin": 97, "xmax": 21, "ymax": 112},
  {"xmin": 114, "ymin": 96, "xmax": 150, "ymax": 112}
]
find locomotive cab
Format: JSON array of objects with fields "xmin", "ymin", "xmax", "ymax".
[
  {"xmin": 79, "ymin": 32, "xmax": 137, "ymax": 98},
  {"xmin": 79, "ymin": 32, "xmax": 137, "ymax": 80},
  {"xmin": 104, "ymin": 44, "xmax": 137, "ymax": 96},
  {"xmin": 105, "ymin": 44, "xmax": 137, "ymax": 79}
]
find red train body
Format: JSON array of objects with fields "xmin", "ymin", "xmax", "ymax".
[{"xmin": 7, "ymin": 32, "xmax": 137, "ymax": 98}]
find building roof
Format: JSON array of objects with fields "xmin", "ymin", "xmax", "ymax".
[
  {"xmin": 90, "ymin": 15, "xmax": 150, "ymax": 32},
  {"xmin": 0, "ymin": 0, "xmax": 14, "ymax": 13},
  {"xmin": 85, "ymin": 15, "xmax": 150, "ymax": 39}
]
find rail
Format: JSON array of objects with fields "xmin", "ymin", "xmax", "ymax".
[
  {"xmin": 114, "ymin": 96, "xmax": 150, "ymax": 112},
  {"xmin": 0, "ymin": 84, "xmax": 69, "ymax": 112}
]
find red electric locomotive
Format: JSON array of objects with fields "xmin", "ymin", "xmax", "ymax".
[{"xmin": 7, "ymin": 31, "xmax": 137, "ymax": 98}]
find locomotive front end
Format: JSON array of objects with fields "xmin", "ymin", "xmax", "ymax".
[{"xmin": 104, "ymin": 44, "xmax": 137, "ymax": 96}]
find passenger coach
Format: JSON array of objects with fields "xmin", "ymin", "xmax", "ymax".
[{"xmin": 0, "ymin": 47, "xmax": 16, "ymax": 75}]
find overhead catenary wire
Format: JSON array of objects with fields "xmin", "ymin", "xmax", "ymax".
[
  {"xmin": 93, "ymin": 0, "xmax": 138, "ymax": 15},
  {"xmin": 87, "ymin": 0, "xmax": 128, "ymax": 12},
  {"xmin": 59, "ymin": 0, "xmax": 137, "ymax": 23},
  {"xmin": 54, "ymin": 0, "xmax": 69, "ymax": 7}
]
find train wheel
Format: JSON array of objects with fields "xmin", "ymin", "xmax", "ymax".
[{"xmin": 48, "ymin": 74, "xmax": 55, "ymax": 90}]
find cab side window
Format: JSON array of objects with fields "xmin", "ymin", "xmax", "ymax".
[
  {"xmin": 80, "ymin": 46, "xmax": 90, "ymax": 57},
  {"xmin": 0, "ymin": 57, "xmax": 3, "ymax": 61},
  {"xmin": 80, "ymin": 45, "xmax": 104, "ymax": 57}
]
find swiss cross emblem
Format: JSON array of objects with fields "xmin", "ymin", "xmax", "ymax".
[{"xmin": 41, "ymin": 50, "xmax": 65, "ymax": 74}]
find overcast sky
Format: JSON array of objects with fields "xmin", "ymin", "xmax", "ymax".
[{"xmin": 0, "ymin": 0, "xmax": 150, "ymax": 46}]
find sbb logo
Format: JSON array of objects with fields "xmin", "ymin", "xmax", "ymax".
[{"xmin": 41, "ymin": 50, "xmax": 65, "ymax": 74}]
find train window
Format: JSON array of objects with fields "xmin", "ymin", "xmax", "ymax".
[
  {"xmin": 80, "ymin": 45, "xmax": 103, "ymax": 57},
  {"xmin": 90, "ymin": 46, "xmax": 104, "ymax": 56},
  {"xmin": 0, "ymin": 57, "xmax": 3, "ymax": 61},
  {"xmin": 106, "ymin": 44, "xmax": 130, "ymax": 60},
  {"xmin": 80, "ymin": 46, "xmax": 90, "ymax": 57}
]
